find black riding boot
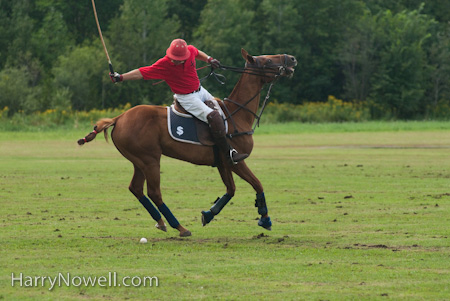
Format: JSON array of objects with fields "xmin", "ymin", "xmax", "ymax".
[{"xmin": 207, "ymin": 111, "xmax": 248, "ymax": 165}]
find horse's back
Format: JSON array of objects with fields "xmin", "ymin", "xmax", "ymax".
[
  {"xmin": 122, "ymin": 104, "xmax": 165, "ymax": 120},
  {"xmin": 111, "ymin": 105, "xmax": 168, "ymax": 154},
  {"xmin": 113, "ymin": 104, "xmax": 215, "ymax": 165},
  {"xmin": 115, "ymin": 105, "xmax": 166, "ymax": 130}
]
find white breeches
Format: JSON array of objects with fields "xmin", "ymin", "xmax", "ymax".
[{"xmin": 174, "ymin": 86, "xmax": 215, "ymax": 123}]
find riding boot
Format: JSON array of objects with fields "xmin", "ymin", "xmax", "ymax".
[{"xmin": 207, "ymin": 111, "xmax": 248, "ymax": 165}]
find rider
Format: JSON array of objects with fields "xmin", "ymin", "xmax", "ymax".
[{"xmin": 110, "ymin": 38, "xmax": 248, "ymax": 165}]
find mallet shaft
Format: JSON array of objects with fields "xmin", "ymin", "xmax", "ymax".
[{"xmin": 91, "ymin": 0, "xmax": 114, "ymax": 74}]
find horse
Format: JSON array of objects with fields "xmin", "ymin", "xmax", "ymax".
[{"xmin": 78, "ymin": 49, "xmax": 297, "ymax": 237}]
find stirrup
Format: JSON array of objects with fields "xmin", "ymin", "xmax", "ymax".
[{"xmin": 229, "ymin": 149, "xmax": 248, "ymax": 165}]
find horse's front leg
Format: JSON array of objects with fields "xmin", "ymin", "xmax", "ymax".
[
  {"xmin": 201, "ymin": 163, "xmax": 236, "ymax": 226},
  {"xmin": 232, "ymin": 162, "xmax": 272, "ymax": 230}
]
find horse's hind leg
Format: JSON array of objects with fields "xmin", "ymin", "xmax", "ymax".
[
  {"xmin": 232, "ymin": 162, "xmax": 272, "ymax": 230},
  {"xmin": 129, "ymin": 165, "xmax": 167, "ymax": 232},
  {"xmin": 142, "ymin": 160, "xmax": 191, "ymax": 237}
]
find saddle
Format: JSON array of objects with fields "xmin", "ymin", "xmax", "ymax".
[{"xmin": 167, "ymin": 98, "xmax": 227, "ymax": 146}]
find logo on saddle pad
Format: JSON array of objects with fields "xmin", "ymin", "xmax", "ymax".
[
  {"xmin": 176, "ymin": 126, "xmax": 184, "ymax": 136},
  {"xmin": 167, "ymin": 105, "xmax": 227, "ymax": 146}
]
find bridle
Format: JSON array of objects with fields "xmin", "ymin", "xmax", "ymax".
[
  {"xmin": 203, "ymin": 54, "xmax": 291, "ymax": 139},
  {"xmin": 245, "ymin": 53, "xmax": 291, "ymax": 80},
  {"xmin": 209, "ymin": 54, "xmax": 290, "ymax": 81}
]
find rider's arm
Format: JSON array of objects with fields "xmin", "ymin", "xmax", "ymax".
[
  {"xmin": 196, "ymin": 50, "xmax": 209, "ymax": 62},
  {"xmin": 197, "ymin": 50, "xmax": 220, "ymax": 68},
  {"xmin": 122, "ymin": 69, "xmax": 144, "ymax": 81}
]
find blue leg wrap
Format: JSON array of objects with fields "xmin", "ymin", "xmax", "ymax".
[
  {"xmin": 258, "ymin": 216, "xmax": 272, "ymax": 230},
  {"xmin": 158, "ymin": 203, "xmax": 180, "ymax": 229},
  {"xmin": 211, "ymin": 193, "xmax": 232, "ymax": 215},
  {"xmin": 255, "ymin": 192, "xmax": 268, "ymax": 216},
  {"xmin": 201, "ymin": 210, "xmax": 214, "ymax": 226},
  {"xmin": 138, "ymin": 196, "xmax": 161, "ymax": 221},
  {"xmin": 201, "ymin": 193, "xmax": 232, "ymax": 226}
]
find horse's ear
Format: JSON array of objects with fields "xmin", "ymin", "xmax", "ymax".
[
  {"xmin": 241, "ymin": 48, "xmax": 255, "ymax": 64},
  {"xmin": 241, "ymin": 48, "xmax": 248, "ymax": 59}
]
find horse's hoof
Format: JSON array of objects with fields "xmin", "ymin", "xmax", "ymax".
[
  {"xmin": 179, "ymin": 230, "xmax": 192, "ymax": 237},
  {"xmin": 155, "ymin": 223, "xmax": 167, "ymax": 232},
  {"xmin": 201, "ymin": 210, "xmax": 214, "ymax": 226},
  {"xmin": 258, "ymin": 216, "xmax": 272, "ymax": 230}
]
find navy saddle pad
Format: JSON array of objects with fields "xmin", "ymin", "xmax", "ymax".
[{"xmin": 167, "ymin": 105, "xmax": 216, "ymax": 145}]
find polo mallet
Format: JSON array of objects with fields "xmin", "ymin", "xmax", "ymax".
[{"xmin": 91, "ymin": 0, "xmax": 114, "ymax": 74}]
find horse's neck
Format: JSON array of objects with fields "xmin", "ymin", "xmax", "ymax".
[{"xmin": 227, "ymin": 74, "xmax": 262, "ymax": 129}]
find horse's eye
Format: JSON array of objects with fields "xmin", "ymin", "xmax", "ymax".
[{"xmin": 266, "ymin": 59, "xmax": 272, "ymax": 65}]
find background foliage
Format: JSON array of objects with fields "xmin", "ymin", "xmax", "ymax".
[{"xmin": 1, "ymin": 0, "xmax": 450, "ymax": 120}]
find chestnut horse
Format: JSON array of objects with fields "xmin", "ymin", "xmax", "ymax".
[{"xmin": 78, "ymin": 49, "xmax": 297, "ymax": 237}]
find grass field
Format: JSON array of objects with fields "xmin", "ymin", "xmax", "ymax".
[{"xmin": 1, "ymin": 122, "xmax": 450, "ymax": 300}]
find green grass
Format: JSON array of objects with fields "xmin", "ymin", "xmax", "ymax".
[
  {"xmin": 256, "ymin": 120, "xmax": 450, "ymax": 134},
  {"xmin": 1, "ymin": 122, "xmax": 450, "ymax": 300}
]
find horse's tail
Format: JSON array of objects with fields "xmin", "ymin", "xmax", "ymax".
[{"xmin": 77, "ymin": 115, "xmax": 121, "ymax": 146}]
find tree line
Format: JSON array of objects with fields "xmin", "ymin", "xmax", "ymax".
[{"xmin": 1, "ymin": 0, "xmax": 449, "ymax": 120}]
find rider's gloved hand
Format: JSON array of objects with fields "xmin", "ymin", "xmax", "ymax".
[
  {"xmin": 207, "ymin": 56, "xmax": 221, "ymax": 69},
  {"xmin": 109, "ymin": 72, "xmax": 123, "ymax": 83}
]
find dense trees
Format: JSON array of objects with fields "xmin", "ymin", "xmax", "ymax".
[
  {"xmin": 340, "ymin": 7, "xmax": 438, "ymax": 118},
  {"xmin": 1, "ymin": 0, "xmax": 449, "ymax": 119}
]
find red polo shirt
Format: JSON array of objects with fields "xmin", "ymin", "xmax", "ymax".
[{"xmin": 139, "ymin": 45, "xmax": 200, "ymax": 94}]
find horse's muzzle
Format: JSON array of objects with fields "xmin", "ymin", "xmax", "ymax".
[{"xmin": 283, "ymin": 55, "xmax": 297, "ymax": 78}]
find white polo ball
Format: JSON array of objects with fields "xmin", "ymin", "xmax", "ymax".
[{"xmin": 139, "ymin": 237, "xmax": 148, "ymax": 244}]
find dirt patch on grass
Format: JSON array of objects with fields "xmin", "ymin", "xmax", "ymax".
[{"xmin": 343, "ymin": 243, "xmax": 444, "ymax": 252}]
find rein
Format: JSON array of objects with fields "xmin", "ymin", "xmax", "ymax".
[
  {"xmin": 222, "ymin": 79, "xmax": 278, "ymax": 138},
  {"xmin": 206, "ymin": 54, "xmax": 288, "ymax": 139}
]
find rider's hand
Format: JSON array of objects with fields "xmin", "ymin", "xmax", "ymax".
[
  {"xmin": 109, "ymin": 72, "xmax": 123, "ymax": 83},
  {"xmin": 207, "ymin": 56, "xmax": 221, "ymax": 69}
]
